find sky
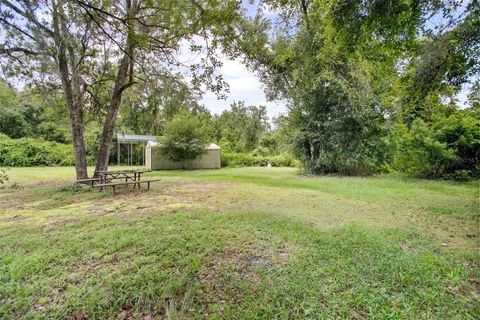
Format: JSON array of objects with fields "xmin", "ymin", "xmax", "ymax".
[
  {"xmin": 195, "ymin": 0, "xmax": 474, "ymax": 118},
  {"xmin": 199, "ymin": 56, "xmax": 287, "ymax": 118},
  {"xmin": 1, "ymin": 0, "xmax": 287, "ymax": 118},
  {"xmin": 2, "ymin": 0, "xmax": 474, "ymax": 117},
  {"xmin": 197, "ymin": 1, "xmax": 287, "ymax": 119}
]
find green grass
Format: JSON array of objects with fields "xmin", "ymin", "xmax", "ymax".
[{"xmin": 0, "ymin": 167, "xmax": 479, "ymax": 319}]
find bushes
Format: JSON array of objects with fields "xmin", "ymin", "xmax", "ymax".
[
  {"xmin": 221, "ymin": 152, "xmax": 298, "ymax": 168},
  {"xmin": 0, "ymin": 106, "xmax": 31, "ymax": 138},
  {"xmin": 221, "ymin": 152, "xmax": 254, "ymax": 167},
  {"xmin": 394, "ymin": 110, "xmax": 479, "ymax": 180},
  {"xmin": 394, "ymin": 120, "xmax": 456, "ymax": 178},
  {"xmin": 434, "ymin": 111, "xmax": 479, "ymax": 178},
  {"xmin": 0, "ymin": 168, "xmax": 8, "ymax": 184},
  {"xmin": 37, "ymin": 121, "xmax": 70, "ymax": 143},
  {"xmin": 0, "ymin": 134, "xmax": 74, "ymax": 166},
  {"xmin": 158, "ymin": 111, "xmax": 211, "ymax": 168},
  {"xmin": 84, "ymin": 128, "xmax": 102, "ymax": 163}
]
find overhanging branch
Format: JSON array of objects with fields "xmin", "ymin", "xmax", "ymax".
[{"xmin": 0, "ymin": 45, "xmax": 46, "ymax": 56}]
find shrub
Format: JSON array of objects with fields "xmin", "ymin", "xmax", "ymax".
[
  {"xmin": 85, "ymin": 128, "xmax": 102, "ymax": 164},
  {"xmin": 221, "ymin": 152, "xmax": 254, "ymax": 167},
  {"xmin": 252, "ymin": 146, "xmax": 271, "ymax": 157},
  {"xmin": 0, "ymin": 106, "xmax": 31, "ymax": 138},
  {"xmin": 394, "ymin": 110, "xmax": 479, "ymax": 180},
  {"xmin": 221, "ymin": 152, "xmax": 298, "ymax": 168},
  {"xmin": 443, "ymin": 170, "xmax": 472, "ymax": 181},
  {"xmin": 0, "ymin": 135, "xmax": 74, "ymax": 166},
  {"xmin": 37, "ymin": 121, "xmax": 69, "ymax": 143},
  {"xmin": 434, "ymin": 111, "xmax": 479, "ymax": 179},
  {"xmin": 394, "ymin": 120, "xmax": 456, "ymax": 178},
  {"xmin": 271, "ymin": 153, "xmax": 299, "ymax": 167},
  {"xmin": 159, "ymin": 110, "xmax": 211, "ymax": 168},
  {"xmin": 0, "ymin": 168, "xmax": 8, "ymax": 184}
]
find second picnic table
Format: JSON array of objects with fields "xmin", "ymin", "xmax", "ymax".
[
  {"xmin": 96, "ymin": 169, "xmax": 151, "ymax": 188},
  {"xmin": 76, "ymin": 168, "xmax": 161, "ymax": 193}
]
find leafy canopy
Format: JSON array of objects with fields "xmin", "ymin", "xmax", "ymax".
[
  {"xmin": 159, "ymin": 110, "xmax": 212, "ymax": 165},
  {"xmin": 233, "ymin": 0, "xmax": 479, "ymax": 177}
]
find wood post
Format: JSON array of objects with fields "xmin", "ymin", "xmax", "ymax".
[{"xmin": 117, "ymin": 140, "xmax": 120, "ymax": 165}]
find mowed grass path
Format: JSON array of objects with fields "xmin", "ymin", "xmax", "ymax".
[{"xmin": 0, "ymin": 167, "xmax": 478, "ymax": 319}]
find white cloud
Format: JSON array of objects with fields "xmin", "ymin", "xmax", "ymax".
[
  {"xmin": 227, "ymin": 75, "xmax": 262, "ymax": 93},
  {"xmin": 175, "ymin": 38, "xmax": 287, "ymax": 119},
  {"xmin": 260, "ymin": 3, "xmax": 279, "ymax": 15},
  {"xmin": 219, "ymin": 58, "xmax": 252, "ymax": 78},
  {"xmin": 258, "ymin": 100, "xmax": 288, "ymax": 119},
  {"xmin": 201, "ymin": 55, "xmax": 287, "ymax": 119}
]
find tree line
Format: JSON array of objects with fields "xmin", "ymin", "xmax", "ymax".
[
  {"xmin": 230, "ymin": 0, "xmax": 479, "ymax": 179},
  {"xmin": 1, "ymin": 0, "xmax": 478, "ymax": 180},
  {"xmin": 0, "ymin": 0, "xmax": 241, "ymax": 178},
  {"xmin": 0, "ymin": 80, "xmax": 289, "ymax": 166}
]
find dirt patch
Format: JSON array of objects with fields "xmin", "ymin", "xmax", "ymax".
[
  {"xmin": 398, "ymin": 242, "xmax": 416, "ymax": 254},
  {"xmin": 98, "ymin": 181, "xmax": 236, "ymax": 218},
  {"xmin": 0, "ymin": 214, "xmax": 27, "ymax": 222},
  {"xmin": 115, "ymin": 301, "xmax": 168, "ymax": 320},
  {"xmin": 198, "ymin": 243, "xmax": 293, "ymax": 286},
  {"xmin": 42, "ymin": 218, "xmax": 81, "ymax": 232},
  {"xmin": 30, "ymin": 181, "xmax": 60, "ymax": 187},
  {"xmin": 194, "ymin": 242, "xmax": 293, "ymax": 311},
  {"xmin": 165, "ymin": 181, "xmax": 235, "ymax": 198}
]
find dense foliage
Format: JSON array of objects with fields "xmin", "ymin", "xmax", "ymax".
[
  {"xmin": 394, "ymin": 108, "xmax": 479, "ymax": 179},
  {"xmin": 0, "ymin": 82, "xmax": 70, "ymax": 143},
  {"xmin": 0, "ymin": 134, "xmax": 75, "ymax": 166},
  {"xmin": 233, "ymin": 0, "xmax": 479, "ymax": 179},
  {"xmin": 0, "ymin": 1, "xmax": 478, "ymax": 180},
  {"xmin": 221, "ymin": 152, "xmax": 298, "ymax": 168},
  {"xmin": 0, "ymin": 82, "xmax": 104, "ymax": 163},
  {"xmin": 158, "ymin": 111, "xmax": 212, "ymax": 168},
  {"xmin": 212, "ymin": 101, "xmax": 270, "ymax": 153}
]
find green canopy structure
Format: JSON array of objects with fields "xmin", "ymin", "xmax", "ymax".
[{"xmin": 115, "ymin": 133, "xmax": 158, "ymax": 166}]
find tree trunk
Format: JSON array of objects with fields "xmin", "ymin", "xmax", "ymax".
[
  {"xmin": 66, "ymin": 87, "xmax": 89, "ymax": 180},
  {"xmin": 53, "ymin": 2, "xmax": 89, "ymax": 180},
  {"xmin": 312, "ymin": 143, "xmax": 320, "ymax": 161},
  {"xmin": 70, "ymin": 78, "xmax": 88, "ymax": 179},
  {"xmin": 94, "ymin": 52, "xmax": 134, "ymax": 176},
  {"xmin": 58, "ymin": 71, "xmax": 88, "ymax": 180},
  {"xmin": 93, "ymin": 87, "xmax": 125, "ymax": 175},
  {"xmin": 94, "ymin": 1, "xmax": 137, "ymax": 176}
]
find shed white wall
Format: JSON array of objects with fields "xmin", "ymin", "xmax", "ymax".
[
  {"xmin": 145, "ymin": 145, "xmax": 152, "ymax": 170},
  {"xmin": 146, "ymin": 145, "xmax": 221, "ymax": 170}
]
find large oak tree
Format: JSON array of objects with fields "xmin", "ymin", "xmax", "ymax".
[{"xmin": 0, "ymin": 0, "xmax": 240, "ymax": 178}]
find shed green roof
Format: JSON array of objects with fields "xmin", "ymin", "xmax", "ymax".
[{"xmin": 116, "ymin": 134, "xmax": 158, "ymax": 143}]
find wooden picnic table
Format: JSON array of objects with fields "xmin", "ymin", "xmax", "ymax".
[
  {"xmin": 76, "ymin": 168, "xmax": 160, "ymax": 193},
  {"xmin": 96, "ymin": 169, "xmax": 151, "ymax": 186}
]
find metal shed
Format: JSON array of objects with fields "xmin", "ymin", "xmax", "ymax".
[
  {"xmin": 115, "ymin": 133, "xmax": 158, "ymax": 166},
  {"xmin": 145, "ymin": 141, "xmax": 221, "ymax": 170}
]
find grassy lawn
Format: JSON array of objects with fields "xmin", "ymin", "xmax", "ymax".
[{"xmin": 0, "ymin": 167, "xmax": 479, "ymax": 319}]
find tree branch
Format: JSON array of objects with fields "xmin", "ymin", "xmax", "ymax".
[
  {"xmin": 0, "ymin": 0, "xmax": 56, "ymax": 36},
  {"xmin": 0, "ymin": 17, "xmax": 37, "ymax": 41},
  {"xmin": 0, "ymin": 45, "xmax": 46, "ymax": 56}
]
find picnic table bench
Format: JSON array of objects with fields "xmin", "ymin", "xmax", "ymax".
[
  {"xmin": 92, "ymin": 178, "xmax": 162, "ymax": 193},
  {"xmin": 96, "ymin": 169, "xmax": 151, "ymax": 184},
  {"xmin": 76, "ymin": 169, "xmax": 160, "ymax": 193},
  {"xmin": 76, "ymin": 177, "xmax": 100, "ymax": 187}
]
